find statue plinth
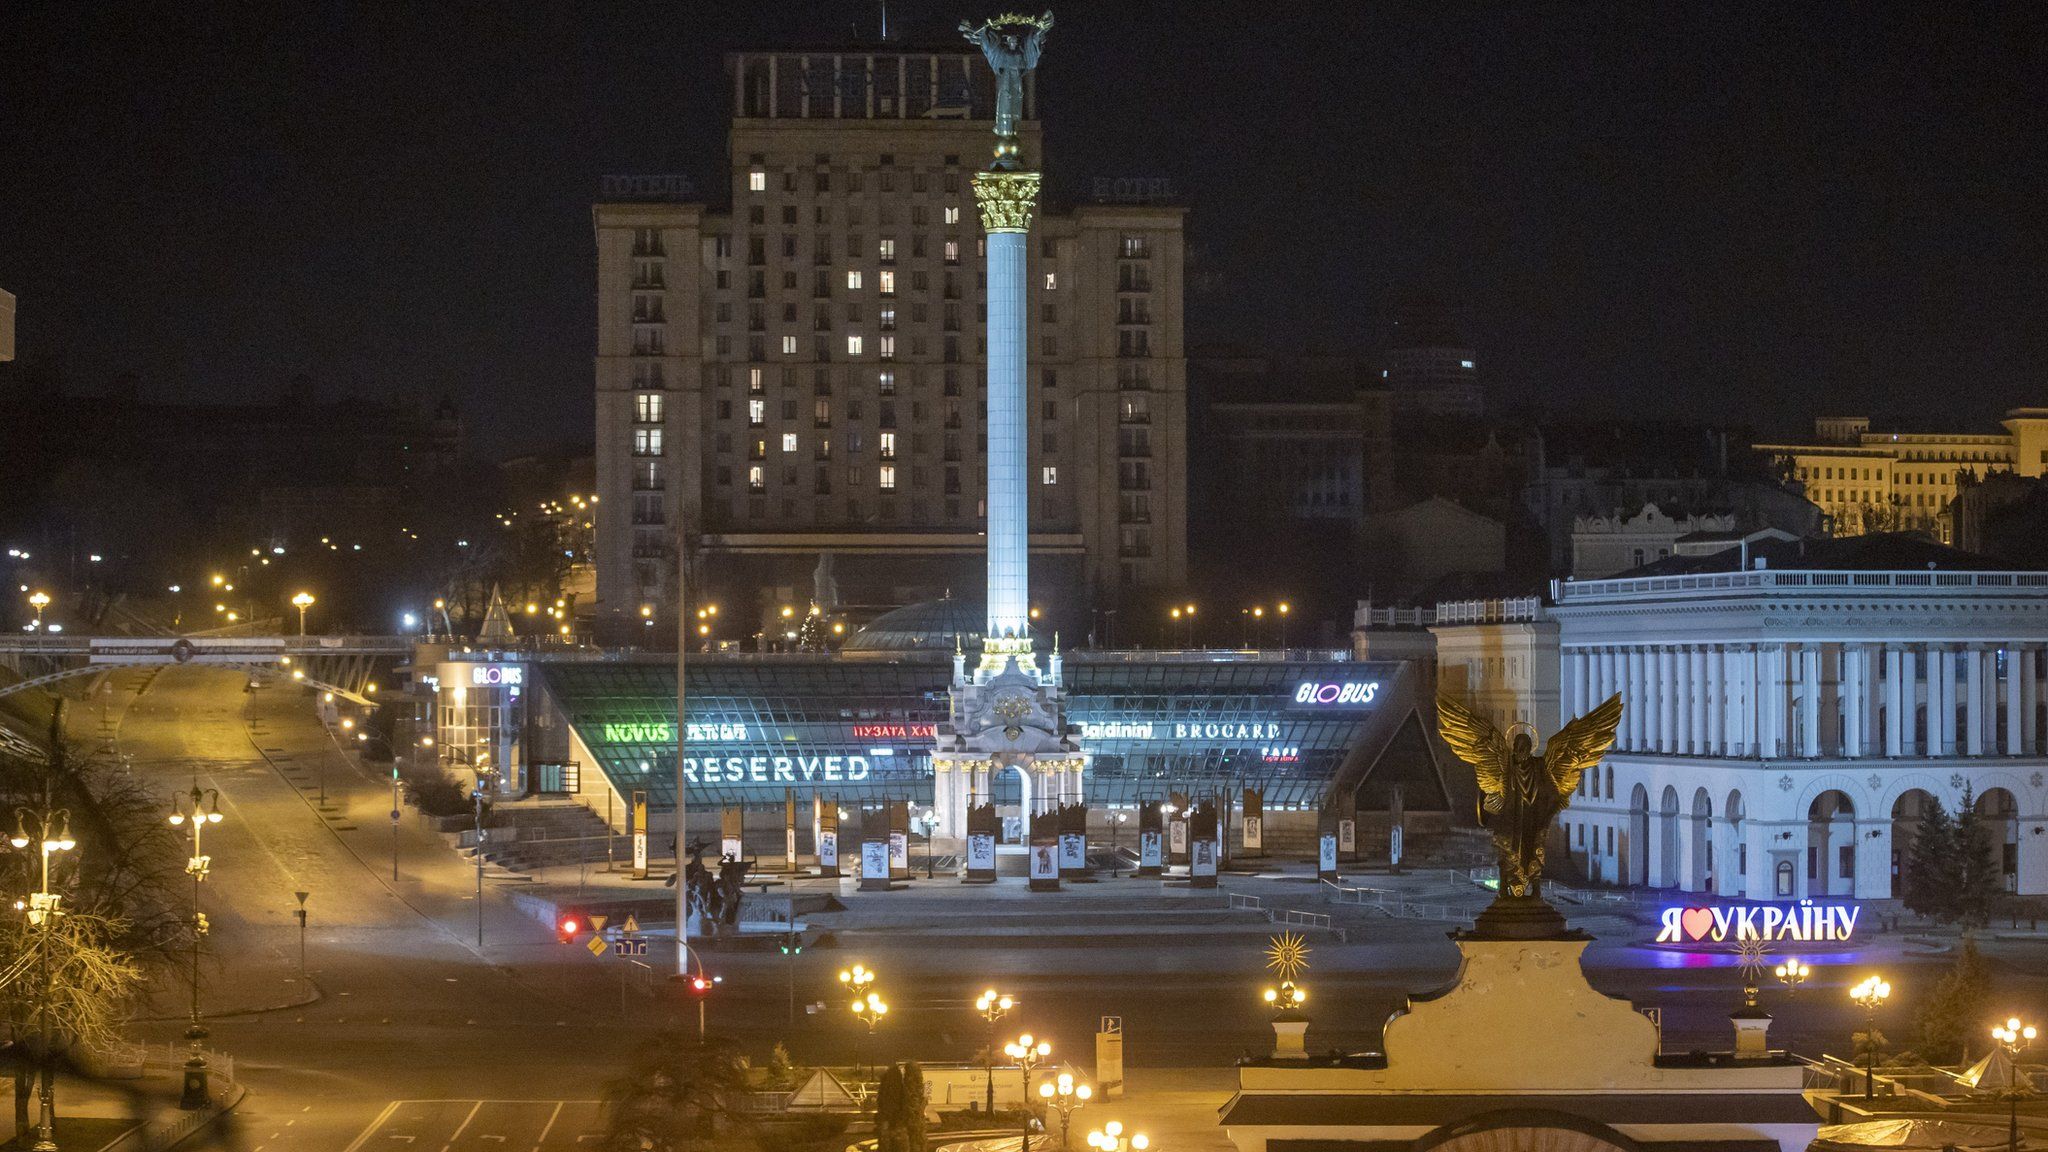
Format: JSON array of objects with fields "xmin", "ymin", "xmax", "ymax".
[{"xmin": 1464, "ymin": 893, "xmax": 1580, "ymax": 941}]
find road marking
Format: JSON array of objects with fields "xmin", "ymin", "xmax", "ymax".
[
  {"xmin": 341, "ymin": 1101, "xmax": 402, "ymax": 1152},
  {"xmin": 481, "ymin": 1137, "xmax": 507, "ymax": 1144},
  {"xmin": 531, "ymin": 1102, "xmax": 564, "ymax": 1152},
  {"xmin": 440, "ymin": 1101, "xmax": 484, "ymax": 1152}
]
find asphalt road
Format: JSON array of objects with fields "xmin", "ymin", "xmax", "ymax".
[{"xmin": 81, "ymin": 666, "xmax": 2048, "ymax": 1151}]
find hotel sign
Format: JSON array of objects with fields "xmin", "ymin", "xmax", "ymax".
[{"xmin": 1654, "ymin": 901, "xmax": 1860, "ymax": 945}]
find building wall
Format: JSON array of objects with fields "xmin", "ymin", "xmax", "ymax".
[
  {"xmin": 1757, "ymin": 410, "xmax": 2048, "ymax": 539},
  {"xmin": 1549, "ymin": 569, "xmax": 2048, "ymax": 900},
  {"xmin": 1571, "ymin": 504, "xmax": 1737, "ymax": 579},
  {"xmin": 591, "ymin": 49, "xmax": 1185, "ymax": 634}
]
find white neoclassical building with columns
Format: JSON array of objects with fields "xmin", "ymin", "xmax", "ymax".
[{"xmin": 1444, "ymin": 536, "xmax": 2048, "ymax": 902}]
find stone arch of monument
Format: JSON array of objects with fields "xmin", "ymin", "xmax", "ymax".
[{"xmin": 1415, "ymin": 1108, "xmax": 1643, "ymax": 1152}]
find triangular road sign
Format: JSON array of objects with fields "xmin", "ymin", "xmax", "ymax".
[
  {"xmin": 588, "ymin": 914, "xmax": 609, "ymax": 932},
  {"xmin": 623, "ymin": 913, "xmax": 640, "ymax": 934}
]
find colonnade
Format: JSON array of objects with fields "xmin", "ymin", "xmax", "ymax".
[{"xmin": 1563, "ymin": 641, "xmax": 2047, "ymax": 759}]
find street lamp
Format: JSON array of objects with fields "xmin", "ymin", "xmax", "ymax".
[
  {"xmin": 26, "ymin": 591, "xmax": 50, "ymax": 632},
  {"xmin": 848, "ymin": 981, "xmax": 888, "ymax": 1079},
  {"xmin": 470, "ymin": 756, "xmax": 493, "ymax": 946},
  {"xmin": 291, "ymin": 592, "xmax": 314, "ymax": 635},
  {"xmin": 916, "ymin": 809, "xmax": 939, "ymax": 878},
  {"xmin": 10, "ymin": 807, "xmax": 73, "ymax": 1152},
  {"xmin": 1263, "ymin": 981, "xmax": 1307, "ymax": 1013},
  {"xmin": 976, "ymin": 989, "xmax": 1014, "ymax": 1114},
  {"xmin": 167, "ymin": 783, "xmax": 223, "ymax": 1109},
  {"xmin": 1038, "ymin": 1071, "xmax": 1090, "ymax": 1150},
  {"xmin": 1087, "ymin": 1121, "xmax": 1149, "ymax": 1152},
  {"xmin": 1849, "ymin": 974, "xmax": 1891, "ymax": 1101},
  {"xmin": 1991, "ymin": 1016, "xmax": 2038, "ymax": 1152},
  {"xmin": 1109, "ymin": 810, "xmax": 1129, "ymax": 877},
  {"xmin": 1774, "ymin": 958, "xmax": 1810, "ymax": 994},
  {"xmin": 1003, "ymin": 1034, "xmax": 1052, "ymax": 1152}
]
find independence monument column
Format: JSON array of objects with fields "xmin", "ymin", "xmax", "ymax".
[{"xmin": 931, "ymin": 11, "xmax": 1084, "ymax": 865}]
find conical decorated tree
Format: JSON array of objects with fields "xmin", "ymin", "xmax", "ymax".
[
  {"xmin": 1902, "ymin": 793, "xmax": 1961, "ymax": 923},
  {"xmin": 1953, "ymin": 785, "xmax": 2004, "ymax": 929}
]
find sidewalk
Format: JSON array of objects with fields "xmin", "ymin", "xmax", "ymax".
[{"xmin": 0, "ymin": 1059, "xmax": 243, "ymax": 1152}]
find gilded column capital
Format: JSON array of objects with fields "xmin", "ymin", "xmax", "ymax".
[{"xmin": 973, "ymin": 170, "xmax": 1041, "ymax": 233}]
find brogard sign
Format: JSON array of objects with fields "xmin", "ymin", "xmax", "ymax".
[{"xmin": 1654, "ymin": 900, "xmax": 1860, "ymax": 945}]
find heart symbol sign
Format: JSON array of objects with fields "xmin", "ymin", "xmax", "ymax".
[{"xmin": 1680, "ymin": 907, "xmax": 1715, "ymax": 942}]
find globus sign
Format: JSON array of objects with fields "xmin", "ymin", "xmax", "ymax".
[
  {"xmin": 1293, "ymin": 681, "xmax": 1380, "ymax": 706},
  {"xmin": 1654, "ymin": 900, "xmax": 1861, "ymax": 945}
]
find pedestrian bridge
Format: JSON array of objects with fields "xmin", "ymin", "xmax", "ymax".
[{"xmin": 0, "ymin": 634, "xmax": 412, "ymax": 703}]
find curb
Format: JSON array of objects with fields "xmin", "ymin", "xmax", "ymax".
[{"xmin": 136, "ymin": 975, "xmax": 323, "ymax": 1023}]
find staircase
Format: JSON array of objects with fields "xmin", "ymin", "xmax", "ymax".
[{"xmin": 468, "ymin": 802, "xmax": 625, "ymax": 874}]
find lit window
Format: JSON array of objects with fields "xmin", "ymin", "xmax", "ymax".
[
  {"xmin": 782, "ymin": 433, "xmax": 798, "ymax": 453},
  {"xmin": 879, "ymin": 335, "xmax": 895, "ymax": 359},
  {"xmin": 879, "ymin": 270, "xmax": 896, "ymax": 296},
  {"xmin": 879, "ymin": 432, "xmax": 897, "ymax": 459},
  {"xmin": 943, "ymin": 240, "xmax": 959, "ymax": 263},
  {"xmin": 847, "ymin": 334, "xmax": 863, "ymax": 355},
  {"xmin": 748, "ymin": 465, "xmax": 765, "ymax": 491},
  {"xmin": 634, "ymin": 393, "xmax": 665, "ymax": 423},
  {"xmin": 945, "ymin": 206, "xmax": 960, "ymax": 225},
  {"xmin": 1044, "ymin": 272, "xmax": 1057, "ymax": 290},
  {"xmin": 879, "ymin": 464, "xmax": 897, "ymax": 490},
  {"xmin": 633, "ymin": 429, "xmax": 664, "ymax": 456},
  {"xmin": 1460, "ymin": 359, "xmax": 1475, "ymax": 369},
  {"xmin": 879, "ymin": 370, "xmax": 896, "ymax": 394},
  {"xmin": 1042, "ymin": 466, "xmax": 1058, "ymax": 485},
  {"xmin": 748, "ymin": 367, "xmax": 763, "ymax": 392},
  {"xmin": 878, "ymin": 238, "xmax": 896, "ymax": 262},
  {"xmin": 846, "ymin": 269, "xmax": 862, "ymax": 291},
  {"xmin": 781, "ymin": 335, "xmax": 797, "ymax": 355},
  {"xmin": 748, "ymin": 170, "xmax": 765, "ymax": 192},
  {"xmin": 748, "ymin": 399, "xmax": 766, "ymax": 426}
]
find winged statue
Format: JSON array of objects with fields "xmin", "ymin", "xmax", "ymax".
[{"xmin": 1437, "ymin": 692, "xmax": 1624, "ymax": 903}]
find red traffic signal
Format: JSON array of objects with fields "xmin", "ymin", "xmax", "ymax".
[
  {"xmin": 556, "ymin": 916, "xmax": 582, "ymax": 944},
  {"xmin": 687, "ymin": 975, "xmax": 712, "ymax": 997}
]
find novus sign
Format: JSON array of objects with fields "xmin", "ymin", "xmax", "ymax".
[{"xmin": 1654, "ymin": 900, "xmax": 1860, "ymax": 945}]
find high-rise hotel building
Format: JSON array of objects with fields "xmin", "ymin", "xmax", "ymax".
[{"xmin": 593, "ymin": 49, "xmax": 1186, "ymax": 641}]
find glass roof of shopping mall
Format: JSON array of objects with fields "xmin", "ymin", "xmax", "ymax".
[{"xmin": 535, "ymin": 654, "xmax": 1445, "ymax": 811}]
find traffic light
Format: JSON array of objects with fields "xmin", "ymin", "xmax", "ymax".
[
  {"xmin": 687, "ymin": 974, "xmax": 712, "ymax": 996},
  {"xmin": 556, "ymin": 915, "xmax": 582, "ymax": 944},
  {"xmin": 779, "ymin": 932, "xmax": 803, "ymax": 956}
]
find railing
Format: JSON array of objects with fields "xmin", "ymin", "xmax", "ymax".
[
  {"xmin": 1435, "ymin": 597, "xmax": 1543, "ymax": 624},
  {"xmin": 1355, "ymin": 605, "xmax": 1435, "ymax": 628},
  {"xmin": 1272, "ymin": 908, "xmax": 1331, "ymax": 931},
  {"xmin": 1320, "ymin": 880, "xmax": 1477, "ymax": 927},
  {"xmin": 1556, "ymin": 569, "xmax": 2048, "ymax": 602},
  {"xmin": 1228, "ymin": 892, "xmax": 1263, "ymax": 912}
]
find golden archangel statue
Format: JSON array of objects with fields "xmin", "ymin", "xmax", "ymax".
[{"xmin": 1436, "ymin": 693, "xmax": 1623, "ymax": 930}]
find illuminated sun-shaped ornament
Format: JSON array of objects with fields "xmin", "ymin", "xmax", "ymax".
[{"xmin": 1265, "ymin": 931, "xmax": 1310, "ymax": 984}]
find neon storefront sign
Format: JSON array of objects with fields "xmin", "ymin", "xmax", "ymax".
[
  {"xmin": 681, "ymin": 755, "xmax": 870, "ymax": 785},
  {"xmin": 850, "ymin": 723, "xmax": 936, "ymax": 740},
  {"xmin": 599, "ymin": 721, "xmax": 749, "ymax": 743},
  {"xmin": 1293, "ymin": 681, "xmax": 1379, "ymax": 706},
  {"xmin": 470, "ymin": 665, "xmax": 524, "ymax": 686},
  {"xmin": 1079, "ymin": 721, "xmax": 1283, "ymax": 741},
  {"xmin": 1654, "ymin": 900, "xmax": 1860, "ymax": 945}
]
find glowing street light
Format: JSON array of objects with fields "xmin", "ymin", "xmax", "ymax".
[
  {"xmin": 1003, "ymin": 1035, "xmax": 1053, "ymax": 1152},
  {"xmin": 11, "ymin": 805, "xmax": 74, "ymax": 1152},
  {"xmin": 1774, "ymin": 958, "xmax": 1810, "ymax": 994},
  {"xmin": 167, "ymin": 782, "xmax": 224, "ymax": 1107},
  {"xmin": 291, "ymin": 592, "xmax": 314, "ymax": 635},
  {"xmin": 1991, "ymin": 1016, "xmax": 2038, "ymax": 1152},
  {"xmin": 1087, "ymin": 1121, "xmax": 1149, "ymax": 1152},
  {"xmin": 1039, "ymin": 1071, "xmax": 1091, "ymax": 1150},
  {"xmin": 26, "ymin": 591, "xmax": 49, "ymax": 631},
  {"xmin": 976, "ymin": 989, "xmax": 1014, "ymax": 1113},
  {"xmin": 1849, "ymin": 975, "xmax": 1891, "ymax": 1100}
]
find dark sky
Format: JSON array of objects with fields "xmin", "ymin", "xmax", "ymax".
[{"xmin": 5, "ymin": 2, "xmax": 2045, "ymax": 455}]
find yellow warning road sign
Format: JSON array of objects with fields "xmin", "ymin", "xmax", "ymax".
[
  {"xmin": 588, "ymin": 914, "xmax": 609, "ymax": 932},
  {"xmin": 623, "ymin": 913, "xmax": 640, "ymax": 934},
  {"xmin": 586, "ymin": 936, "xmax": 608, "ymax": 957}
]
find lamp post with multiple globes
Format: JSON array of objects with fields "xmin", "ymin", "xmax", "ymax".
[
  {"xmin": 291, "ymin": 591, "xmax": 314, "ymax": 635},
  {"xmin": 168, "ymin": 783, "xmax": 224, "ymax": 1109},
  {"xmin": 1849, "ymin": 974, "xmax": 1891, "ymax": 1101},
  {"xmin": 1774, "ymin": 958, "xmax": 1810, "ymax": 994},
  {"xmin": 976, "ymin": 989, "xmax": 1013, "ymax": 1114},
  {"xmin": 11, "ymin": 806, "xmax": 73, "ymax": 1152},
  {"xmin": 841, "ymin": 964, "xmax": 885, "ymax": 1076},
  {"xmin": 1038, "ymin": 1071, "xmax": 1090, "ymax": 1150},
  {"xmin": 1991, "ymin": 1016, "xmax": 2037, "ymax": 1152},
  {"xmin": 1088, "ymin": 1121, "xmax": 1148, "ymax": 1152},
  {"xmin": 1003, "ymin": 1034, "xmax": 1052, "ymax": 1152}
]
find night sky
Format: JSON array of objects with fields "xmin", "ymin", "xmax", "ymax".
[{"xmin": 5, "ymin": 2, "xmax": 2045, "ymax": 455}]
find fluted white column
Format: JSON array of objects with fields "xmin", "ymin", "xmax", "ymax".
[
  {"xmin": 1966, "ymin": 645, "xmax": 1986, "ymax": 756},
  {"xmin": 2023, "ymin": 645, "xmax": 2039, "ymax": 754},
  {"xmin": 1656, "ymin": 646, "xmax": 1676, "ymax": 753},
  {"xmin": 2007, "ymin": 645, "xmax": 2025, "ymax": 755},
  {"xmin": 1841, "ymin": 646, "xmax": 1862, "ymax": 758},
  {"xmin": 1901, "ymin": 646, "xmax": 1920, "ymax": 755},
  {"xmin": 1705, "ymin": 644, "xmax": 1725, "ymax": 756},
  {"xmin": 1766, "ymin": 644, "xmax": 1789, "ymax": 758},
  {"xmin": 1674, "ymin": 645, "xmax": 1693, "ymax": 754},
  {"xmin": 1626, "ymin": 646, "xmax": 1645, "ymax": 751},
  {"xmin": 1885, "ymin": 645, "xmax": 1905, "ymax": 756},
  {"xmin": 1931, "ymin": 645, "xmax": 1954, "ymax": 757},
  {"xmin": 1863, "ymin": 643, "xmax": 1884, "ymax": 755},
  {"xmin": 1800, "ymin": 645, "xmax": 1821, "ymax": 758}
]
